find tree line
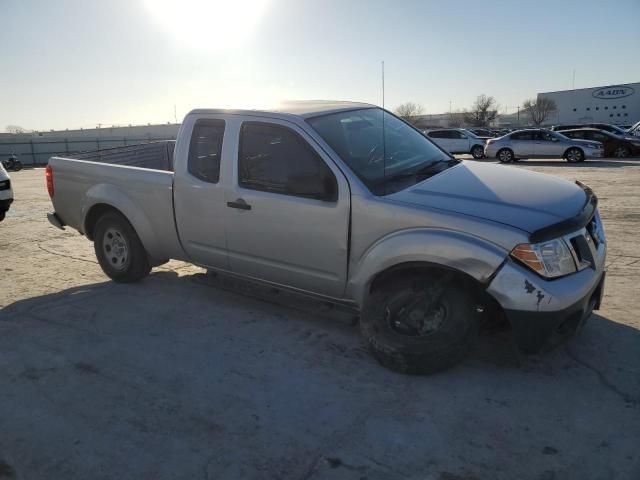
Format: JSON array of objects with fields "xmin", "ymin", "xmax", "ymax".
[{"xmin": 395, "ymin": 95, "xmax": 557, "ymax": 127}]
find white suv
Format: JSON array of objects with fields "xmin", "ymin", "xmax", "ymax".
[
  {"xmin": 423, "ymin": 128, "xmax": 486, "ymax": 159},
  {"xmin": 0, "ymin": 163, "xmax": 13, "ymax": 221}
]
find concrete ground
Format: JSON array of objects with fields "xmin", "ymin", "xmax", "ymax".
[{"xmin": 1, "ymin": 160, "xmax": 639, "ymax": 480}]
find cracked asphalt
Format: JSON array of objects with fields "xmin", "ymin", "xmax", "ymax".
[{"xmin": 1, "ymin": 160, "xmax": 639, "ymax": 480}]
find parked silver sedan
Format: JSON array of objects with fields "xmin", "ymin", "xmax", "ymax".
[{"xmin": 484, "ymin": 129, "xmax": 603, "ymax": 163}]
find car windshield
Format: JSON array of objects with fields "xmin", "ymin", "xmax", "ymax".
[
  {"xmin": 608, "ymin": 125, "xmax": 627, "ymax": 134},
  {"xmin": 463, "ymin": 129, "xmax": 481, "ymax": 139},
  {"xmin": 307, "ymin": 108, "xmax": 456, "ymax": 195}
]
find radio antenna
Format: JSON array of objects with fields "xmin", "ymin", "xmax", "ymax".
[
  {"xmin": 382, "ymin": 61, "xmax": 385, "ymax": 110},
  {"xmin": 382, "ymin": 60, "xmax": 387, "ymax": 194}
]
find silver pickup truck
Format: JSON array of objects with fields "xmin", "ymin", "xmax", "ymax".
[{"xmin": 46, "ymin": 101, "xmax": 606, "ymax": 374}]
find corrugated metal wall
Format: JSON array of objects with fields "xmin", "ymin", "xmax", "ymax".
[{"xmin": 0, "ymin": 124, "xmax": 180, "ymax": 166}]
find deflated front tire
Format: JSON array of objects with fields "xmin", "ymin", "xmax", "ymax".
[{"xmin": 360, "ymin": 274, "xmax": 479, "ymax": 374}]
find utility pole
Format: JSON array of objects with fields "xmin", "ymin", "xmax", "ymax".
[
  {"xmin": 517, "ymin": 106, "xmax": 520, "ymax": 126},
  {"xmin": 572, "ymin": 69, "xmax": 576, "ymax": 90},
  {"xmin": 174, "ymin": 105, "xmax": 178, "ymax": 124}
]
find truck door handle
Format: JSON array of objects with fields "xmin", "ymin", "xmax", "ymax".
[{"xmin": 227, "ymin": 199, "xmax": 252, "ymax": 210}]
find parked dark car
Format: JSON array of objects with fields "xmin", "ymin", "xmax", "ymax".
[
  {"xmin": 468, "ymin": 128, "xmax": 497, "ymax": 138},
  {"xmin": 558, "ymin": 128, "xmax": 640, "ymax": 158},
  {"xmin": 550, "ymin": 123, "xmax": 632, "ymax": 139}
]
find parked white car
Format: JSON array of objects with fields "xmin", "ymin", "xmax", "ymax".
[
  {"xmin": 0, "ymin": 163, "xmax": 14, "ymax": 221},
  {"xmin": 484, "ymin": 129, "xmax": 603, "ymax": 163},
  {"xmin": 423, "ymin": 128, "xmax": 486, "ymax": 159}
]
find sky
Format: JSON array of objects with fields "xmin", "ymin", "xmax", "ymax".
[{"xmin": 1, "ymin": 0, "xmax": 639, "ymax": 131}]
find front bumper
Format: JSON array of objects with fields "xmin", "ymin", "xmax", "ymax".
[
  {"xmin": 502, "ymin": 269, "xmax": 604, "ymax": 352},
  {"xmin": 484, "ymin": 145, "xmax": 499, "ymax": 157},
  {"xmin": 0, "ymin": 197, "xmax": 13, "ymax": 213},
  {"xmin": 487, "ymin": 241, "xmax": 606, "ymax": 353}
]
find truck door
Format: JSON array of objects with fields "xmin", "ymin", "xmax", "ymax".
[
  {"xmin": 223, "ymin": 118, "xmax": 350, "ymax": 298},
  {"xmin": 173, "ymin": 117, "xmax": 230, "ymax": 270}
]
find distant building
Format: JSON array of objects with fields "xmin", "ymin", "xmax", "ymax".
[{"xmin": 538, "ymin": 82, "xmax": 640, "ymax": 126}]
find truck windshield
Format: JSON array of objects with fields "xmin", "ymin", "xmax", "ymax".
[{"xmin": 307, "ymin": 108, "xmax": 456, "ymax": 196}]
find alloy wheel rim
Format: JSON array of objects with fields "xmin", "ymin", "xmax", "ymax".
[{"xmin": 615, "ymin": 147, "xmax": 627, "ymax": 158}]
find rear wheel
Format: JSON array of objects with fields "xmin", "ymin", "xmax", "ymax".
[
  {"xmin": 471, "ymin": 145, "xmax": 484, "ymax": 159},
  {"xmin": 497, "ymin": 148, "xmax": 514, "ymax": 163},
  {"xmin": 360, "ymin": 273, "xmax": 479, "ymax": 374},
  {"xmin": 565, "ymin": 148, "xmax": 584, "ymax": 163},
  {"xmin": 613, "ymin": 146, "xmax": 630, "ymax": 158},
  {"xmin": 13, "ymin": 160, "xmax": 23, "ymax": 171},
  {"xmin": 94, "ymin": 212, "xmax": 151, "ymax": 283}
]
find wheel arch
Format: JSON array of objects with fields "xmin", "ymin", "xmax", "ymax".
[
  {"xmin": 85, "ymin": 203, "xmax": 126, "ymax": 241},
  {"xmin": 81, "ymin": 184, "xmax": 160, "ymax": 258},
  {"xmin": 347, "ymin": 228, "xmax": 508, "ymax": 308}
]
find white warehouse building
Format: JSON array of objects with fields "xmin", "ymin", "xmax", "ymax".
[{"xmin": 538, "ymin": 82, "xmax": 640, "ymax": 126}]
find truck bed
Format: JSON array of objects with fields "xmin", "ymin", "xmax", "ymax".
[
  {"xmin": 66, "ymin": 141, "xmax": 176, "ymax": 171},
  {"xmin": 48, "ymin": 140, "xmax": 185, "ymax": 261}
]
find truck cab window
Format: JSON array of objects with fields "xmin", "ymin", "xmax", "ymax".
[
  {"xmin": 188, "ymin": 119, "xmax": 225, "ymax": 183},
  {"xmin": 239, "ymin": 122, "xmax": 337, "ymax": 201}
]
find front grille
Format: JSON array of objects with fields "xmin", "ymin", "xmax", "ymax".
[
  {"xmin": 0, "ymin": 179, "xmax": 10, "ymax": 191},
  {"xmin": 565, "ymin": 214, "xmax": 605, "ymax": 272}
]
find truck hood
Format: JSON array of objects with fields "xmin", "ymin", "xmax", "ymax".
[{"xmin": 388, "ymin": 161, "xmax": 587, "ymax": 234}]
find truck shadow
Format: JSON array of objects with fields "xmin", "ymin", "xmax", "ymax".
[
  {"xmin": 2, "ymin": 270, "xmax": 639, "ymax": 479},
  {"xmin": 2, "ymin": 269, "xmax": 638, "ymax": 400}
]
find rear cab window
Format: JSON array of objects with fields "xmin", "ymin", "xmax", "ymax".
[{"xmin": 188, "ymin": 119, "xmax": 225, "ymax": 183}]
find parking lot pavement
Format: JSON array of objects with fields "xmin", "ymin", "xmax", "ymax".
[{"xmin": 1, "ymin": 162, "xmax": 639, "ymax": 480}]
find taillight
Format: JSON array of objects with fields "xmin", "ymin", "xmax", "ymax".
[{"xmin": 45, "ymin": 165, "xmax": 54, "ymax": 197}]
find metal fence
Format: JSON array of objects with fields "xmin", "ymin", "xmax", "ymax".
[{"xmin": 0, "ymin": 135, "xmax": 176, "ymax": 166}]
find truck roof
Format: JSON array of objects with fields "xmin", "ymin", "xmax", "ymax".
[{"xmin": 189, "ymin": 100, "xmax": 375, "ymax": 120}]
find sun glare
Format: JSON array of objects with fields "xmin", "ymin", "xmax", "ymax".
[{"xmin": 143, "ymin": 0, "xmax": 269, "ymax": 50}]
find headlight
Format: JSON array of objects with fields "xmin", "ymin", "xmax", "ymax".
[{"xmin": 511, "ymin": 239, "xmax": 576, "ymax": 278}]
